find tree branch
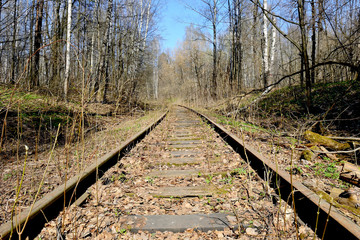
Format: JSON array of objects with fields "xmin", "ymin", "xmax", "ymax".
[{"xmin": 250, "ymin": 0, "xmax": 302, "ymax": 52}]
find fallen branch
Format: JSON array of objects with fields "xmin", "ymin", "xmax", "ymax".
[
  {"xmin": 328, "ymin": 136, "xmax": 360, "ymax": 142},
  {"xmin": 295, "ymin": 146, "xmax": 360, "ymax": 154},
  {"xmin": 309, "ymin": 147, "xmax": 360, "ymax": 154}
]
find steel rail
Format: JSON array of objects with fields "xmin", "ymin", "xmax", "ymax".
[
  {"xmin": 0, "ymin": 111, "xmax": 168, "ymax": 240},
  {"xmin": 183, "ymin": 106, "xmax": 360, "ymax": 240}
]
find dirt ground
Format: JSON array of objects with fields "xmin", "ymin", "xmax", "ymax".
[
  {"xmin": 203, "ymin": 109, "xmax": 360, "ymax": 227},
  {"xmin": 0, "ymin": 109, "xmax": 164, "ymax": 225},
  {"xmin": 37, "ymin": 107, "xmax": 315, "ymax": 239}
]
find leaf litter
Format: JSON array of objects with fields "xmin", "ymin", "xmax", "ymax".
[{"xmin": 38, "ymin": 107, "xmax": 316, "ymax": 239}]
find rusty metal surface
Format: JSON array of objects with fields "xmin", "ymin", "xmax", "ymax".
[
  {"xmin": 0, "ymin": 111, "xmax": 168, "ymax": 240},
  {"xmin": 183, "ymin": 106, "xmax": 360, "ymax": 240}
]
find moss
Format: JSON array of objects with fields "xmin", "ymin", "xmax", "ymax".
[
  {"xmin": 304, "ymin": 130, "xmax": 350, "ymax": 150},
  {"xmin": 316, "ymin": 190, "xmax": 360, "ymax": 216},
  {"xmin": 301, "ymin": 149, "xmax": 315, "ymax": 161}
]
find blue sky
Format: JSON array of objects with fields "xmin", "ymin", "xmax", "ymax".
[{"xmin": 159, "ymin": 0, "xmax": 197, "ymax": 51}]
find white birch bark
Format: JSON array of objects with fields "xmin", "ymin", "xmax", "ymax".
[
  {"xmin": 269, "ymin": 17, "xmax": 276, "ymax": 77},
  {"xmin": 143, "ymin": 0, "xmax": 152, "ymax": 50},
  {"xmin": 152, "ymin": 39, "xmax": 159, "ymax": 99},
  {"xmin": 90, "ymin": 29, "xmax": 95, "ymax": 74},
  {"xmin": 64, "ymin": 0, "xmax": 72, "ymax": 100},
  {"xmin": 138, "ymin": 0, "xmax": 144, "ymax": 38},
  {"xmin": 262, "ymin": 0, "xmax": 269, "ymax": 86}
]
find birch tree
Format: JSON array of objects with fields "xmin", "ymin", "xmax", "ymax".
[
  {"xmin": 262, "ymin": 0, "xmax": 269, "ymax": 87},
  {"xmin": 152, "ymin": 38, "xmax": 160, "ymax": 99},
  {"xmin": 268, "ymin": 17, "xmax": 276, "ymax": 79},
  {"xmin": 64, "ymin": 0, "xmax": 72, "ymax": 100}
]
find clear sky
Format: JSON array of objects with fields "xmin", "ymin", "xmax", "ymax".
[{"xmin": 159, "ymin": 0, "xmax": 196, "ymax": 51}]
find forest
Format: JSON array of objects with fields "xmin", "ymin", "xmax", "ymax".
[{"xmin": 0, "ymin": 0, "xmax": 358, "ymax": 106}]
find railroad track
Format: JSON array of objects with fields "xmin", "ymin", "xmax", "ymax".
[{"xmin": 1, "ymin": 106, "xmax": 359, "ymax": 239}]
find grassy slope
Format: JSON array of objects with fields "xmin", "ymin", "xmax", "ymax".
[
  {"xmin": 214, "ymin": 80, "xmax": 360, "ymax": 137},
  {"xmin": 0, "ymin": 86, "xmax": 73, "ymax": 156},
  {"xmin": 0, "ymin": 85, "xmax": 158, "ymax": 158},
  {"xmin": 257, "ymin": 80, "xmax": 360, "ymax": 135}
]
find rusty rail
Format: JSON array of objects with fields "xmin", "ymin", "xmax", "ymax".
[
  {"xmin": 183, "ymin": 105, "xmax": 360, "ymax": 240},
  {"xmin": 0, "ymin": 111, "xmax": 168, "ymax": 240}
]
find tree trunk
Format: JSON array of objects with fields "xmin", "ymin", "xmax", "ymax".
[
  {"xmin": 297, "ymin": 0, "xmax": 312, "ymax": 110},
  {"xmin": 101, "ymin": 0, "xmax": 113, "ymax": 103},
  {"xmin": 32, "ymin": 0, "xmax": 44, "ymax": 88},
  {"xmin": 10, "ymin": 0, "xmax": 17, "ymax": 84},
  {"xmin": 262, "ymin": 0, "xmax": 269, "ymax": 88},
  {"xmin": 89, "ymin": 0, "xmax": 99, "ymax": 99},
  {"xmin": 64, "ymin": 0, "xmax": 72, "ymax": 100},
  {"xmin": 227, "ymin": 0, "xmax": 234, "ymax": 91},
  {"xmin": 0, "ymin": 0, "xmax": 2, "ymax": 21},
  {"xmin": 51, "ymin": 0, "xmax": 61, "ymax": 88},
  {"xmin": 269, "ymin": 17, "xmax": 276, "ymax": 81},
  {"xmin": 252, "ymin": 3, "xmax": 258, "ymax": 88},
  {"xmin": 235, "ymin": 0, "xmax": 242, "ymax": 92},
  {"xmin": 311, "ymin": 0, "xmax": 316, "ymax": 84},
  {"xmin": 211, "ymin": 0, "xmax": 217, "ymax": 99}
]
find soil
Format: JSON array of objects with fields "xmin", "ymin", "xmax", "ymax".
[
  {"xmin": 0, "ymin": 108, "xmax": 164, "ymax": 226},
  {"xmin": 37, "ymin": 107, "xmax": 315, "ymax": 239},
  {"xmin": 202, "ymin": 109, "xmax": 360, "ymax": 228}
]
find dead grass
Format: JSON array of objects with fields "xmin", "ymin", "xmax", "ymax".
[{"xmin": 0, "ymin": 84, "xmax": 165, "ymax": 226}]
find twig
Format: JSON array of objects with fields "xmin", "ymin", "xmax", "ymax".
[
  {"xmin": 321, "ymin": 202, "xmax": 333, "ymax": 240},
  {"xmin": 296, "ymin": 147, "xmax": 360, "ymax": 154},
  {"xmin": 328, "ymin": 136, "xmax": 360, "ymax": 141}
]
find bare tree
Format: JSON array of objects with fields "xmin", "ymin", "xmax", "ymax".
[
  {"xmin": 101, "ymin": 0, "xmax": 113, "ymax": 103},
  {"xmin": 32, "ymin": 0, "xmax": 44, "ymax": 88},
  {"xmin": 64, "ymin": 0, "xmax": 72, "ymax": 100},
  {"xmin": 228, "ymin": 0, "xmax": 244, "ymax": 93},
  {"xmin": 297, "ymin": 0, "xmax": 312, "ymax": 110},
  {"xmin": 184, "ymin": 0, "xmax": 226, "ymax": 99},
  {"xmin": 10, "ymin": 0, "xmax": 17, "ymax": 84},
  {"xmin": 262, "ymin": 0, "xmax": 269, "ymax": 87}
]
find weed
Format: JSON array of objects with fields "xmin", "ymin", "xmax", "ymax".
[
  {"xmin": 220, "ymin": 176, "xmax": 233, "ymax": 184},
  {"xmin": 145, "ymin": 176, "xmax": 155, "ymax": 185},
  {"xmin": 214, "ymin": 114, "xmax": 266, "ymax": 133},
  {"xmin": 339, "ymin": 183, "xmax": 351, "ymax": 189},
  {"xmin": 285, "ymin": 165, "xmax": 303, "ymax": 175},
  {"xmin": 118, "ymin": 173, "xmax": 127, "ymax": 182},
  {"xmin": 205, "ymin": 175, "xmax": 213, "ymax": 184},
  {"xmin": 314, "ymin": 162, "xmax": 339, "ymax": 180},
  {"xmin": 3, "ymin": 170, "xmax": 15, "ymax": 181},
  {"xmin": 119, "ymin": 229, "xmax": 127, "ymax": 234},
  {"xmin": 114, "ymin": 208, "xmax": 121, "ymax": 217},
  {"xmin": 248, "ymin": 220, "xmax": 254, "ymax": 227},
  {"xmin": 231, "ymin": 167, "xmax": 247, "ymax": 176}
]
